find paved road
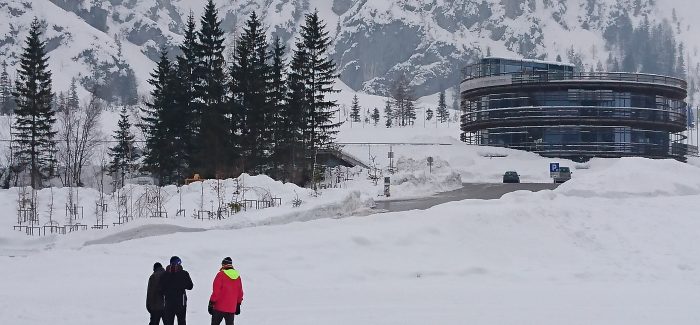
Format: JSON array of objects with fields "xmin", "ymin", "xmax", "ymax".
[{"xmin": 373, "ymin": 183, "xmax": 558, "ymax": 213}]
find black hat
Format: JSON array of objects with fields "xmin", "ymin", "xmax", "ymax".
[
  {"xmin": 153, "ymin": 262, "xmax": 163, "ymax": 272},
  {"xmin": 222, "ymin": 257, "xmax": 233, "ymax": 265},
  {"xmin": 170, "ymin": 256, "xmax": 182, "ymax": 266}
]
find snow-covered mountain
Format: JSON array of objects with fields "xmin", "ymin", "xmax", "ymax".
[{"xmin": 1, "ymin": 0, "xmax": 699, "ymax": 100}]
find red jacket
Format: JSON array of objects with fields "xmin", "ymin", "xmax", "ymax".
[{"xmin": 209, "ymin": 267, "xmax": 244, "ymax": 313}]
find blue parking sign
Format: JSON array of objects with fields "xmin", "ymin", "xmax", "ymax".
[{"xmin": 550, "ymin": 163, "xmax": 560, "ymax": 173}]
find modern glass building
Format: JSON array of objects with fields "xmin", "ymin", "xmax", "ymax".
[{"xmin": 460, "ymin": 57, "xmax": 692, "ymax": 161}]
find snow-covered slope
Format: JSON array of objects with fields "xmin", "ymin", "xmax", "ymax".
[{"xmin": 1, "ymin": 0, "xmax": 699, "ymax": 99}]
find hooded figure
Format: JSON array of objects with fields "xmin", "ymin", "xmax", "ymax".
[
  {"xmin": 159, "ymin": 256, "xmax": 194, "ymax": 325},
  {"xmin": 147, "ymin": 262, "xmax": 166, "ymax": 325},
  {"xmin": 208, "ymin": 257, "xmax": 244, "ymax": 325}
]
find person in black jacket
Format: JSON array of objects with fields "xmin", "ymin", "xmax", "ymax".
[
  {"xmin": 147, "ymin": 262, "xmax": 166, "ymax": 325},
  {"xmin": 159, "ymin": 256, "xmax": 194, "ymax": 325}
]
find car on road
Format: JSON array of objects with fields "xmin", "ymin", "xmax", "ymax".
[
  {"xmin": 553, "ymin": 167, "xmax": 572, "ymax": 183},
  {"xmin": 503, "ymin": 171, "xmax": 520, "ymax": 183}
]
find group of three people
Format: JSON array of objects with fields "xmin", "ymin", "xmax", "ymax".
[{"xmin": 146, "ymin": 256, "xmax": 244, "ymax": 325}]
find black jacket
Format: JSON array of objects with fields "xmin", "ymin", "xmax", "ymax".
[
  {"xmin": 146, "ymin": 267, "xmax": 166, "ymax": 312},
  {"xmin": 159, "ymin": 265, "xmax": 194, "ymax": 308}
]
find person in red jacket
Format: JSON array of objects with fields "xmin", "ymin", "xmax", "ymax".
[{"xmin": 208, "ymin": 257, "xmax": 243, "ymax": 325}]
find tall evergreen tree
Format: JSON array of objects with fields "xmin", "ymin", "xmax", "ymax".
[
  {"xmin": 194, "ymin": 0, "xmax": 230, "ymax": 178},
  {"xmin": 371, "ymin": 107, "xmax": 380, "ymax": 126},
  {"xmin": 676, "ymin": 42, "xmax": 686, "ymax": 78},
  {"xmin": 286, "ymin": 42, "xmax": 309, "ymax": 183},
  {"xmin": 1, "ymin": 61, "xmax": 13, "ymax": 115},
  {"xmin": 172, "ymin": 12, "xmax": 199, "ymax": 181},
  {"xmin": 269, "ymin": 37, "xmax": 290, "ymax": 179},
  {"xmin": 452, "ymin": 84, "xmax": 461, "ymax": 112},
  {"xmin": 391, "ymin": 73, "xmax": 416, "ymax": 126},
  {"xmin": 68, "ymin": 78, "xmax": 80, "ymax": 111},
  {"xmin": 384, "ymin": 100, "xmax": 393, "ymax": 128},
  {"xmin": 350, "ymin": 94, "xmax": 361, "ymax": 123},
  {"xmin": 12, "ymin": 18, "xmax": 57, "ymax": 188},
  {"xmin": 437, "ymin": 89, "xmax": 449, "ymax": 123},
  {"xmin": 230, "ymin": 12, "xmax": 272, "ymax": 174},
  {"xmin": 142, "ymin": 51, "xmax": 177, "ymax": 184},
  {"xmin": 290, "ymin": 10, "xmax": 342, "ymax": 184},
  {"xmin": 108, "ymin": 107, "xmax": 138, "ymax": 188}
]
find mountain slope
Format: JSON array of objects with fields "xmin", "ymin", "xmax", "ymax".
[{"xmin": 0, "ymin": 0, "xmax": 698, "ymax": 101}]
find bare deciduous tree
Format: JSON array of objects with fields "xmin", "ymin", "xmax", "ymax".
[{"xmin": 57, "ymin": 89, "xmax": 104, "ymax": 187}]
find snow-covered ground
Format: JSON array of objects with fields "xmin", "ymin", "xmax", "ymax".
[{"xmin": 2, "ymin": 155, "xmax": 700, "ymax": 324}]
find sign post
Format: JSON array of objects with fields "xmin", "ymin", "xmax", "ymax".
[
  {"xmin": 388, "ymin": 147, "xmax": 395, "ymax": 174},
  {"xmin": 549, "ymin": 162, "xmax": 560, "ymax": 179},
  {"xmin": 384, "ymin": 177, "xmax": 391, "ymax": 197},
  {"xmin": 427, "ymin": 157, "xmax": 434, "ymax": 174}
]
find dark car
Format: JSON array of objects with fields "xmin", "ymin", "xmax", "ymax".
[
  {"xmin": 503, "ymin": 171, "xmax": 520, "ymax": 183},
  {"xmin": 553, "ymin": 167, "xmax": 572, "ymax": 183}
]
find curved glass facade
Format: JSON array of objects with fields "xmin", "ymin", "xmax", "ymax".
[{"xmin": 460, "ymin": 58, "xmax": 690, "ymax": 161}]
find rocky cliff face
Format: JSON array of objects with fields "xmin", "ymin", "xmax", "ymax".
[{"xmin": 0, "ymin": 0, "xmax": 698, "ymax": 100}]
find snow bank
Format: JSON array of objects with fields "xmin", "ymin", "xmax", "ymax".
[
  {"xmin": 556, "ymin": 157, "xmax": 700, "ymax": 198},
  {"xmin": 382, "ymin": 157, "xmax": 463, "ymax": 199},
  {"xmin": 0, "ymin": 174, "xmax": 378, "ymax": 251}
]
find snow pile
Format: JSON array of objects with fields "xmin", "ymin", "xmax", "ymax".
[
  {"xmin": 0, "ymin": 174, "xmax": 378, "ymax": 251},
  {"xmin": 556, "ymin": 157, "xmax": 700, "ymax": 198},
  {"xmin": 384, "ymin": 157, "xmax": 462, "ymax": 199}
]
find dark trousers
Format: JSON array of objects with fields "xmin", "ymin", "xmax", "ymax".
[
  {"xmin": 162, "ymin": 306, "xmax": 187, "ymax": 325},
  {"xmin": 211, "ymin": 310, "xmax": 235, "ymax": 325},
  {"xmin": 149, "ymin": 311, "xmax": 163, "ymax": 325}
]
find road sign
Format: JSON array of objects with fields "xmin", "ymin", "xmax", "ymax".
[
  {"xmin": 550, "ymin": 163, "xmax": 560, "ymax": 178},
  {"xmin": 550, "ymin": 163, "xmax": 560, "ymax": 173}
]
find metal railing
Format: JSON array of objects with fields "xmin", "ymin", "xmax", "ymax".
[
  {"xmin": 483, "ymin": 141, "xmax": 688, "ymax": 160},
  {"xmin": 463, "ymin": 71, "xmax": 687, "ymax": 90},
  {"xmin": 462, "ymin": 106, "xmax": 687, "ymax": 132}
]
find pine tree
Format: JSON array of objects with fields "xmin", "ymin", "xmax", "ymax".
[
  {"xmin": 302, "ymin": 11, "xmax": 341, "ymax": 149},
  {"xmin": 109, "ymin": 107, "xmax": 138, "ymax": 188},
  {"xmin": 12, "ymin": 18, "xmax": 57, "ymax": 188},
  {"xmin": 426, "ymin": 107, "xmax": 434, "ymax": 121},
  {"xmin": 391, "ymin": 73, "xmax": 415, "ymax": 126},
  {"xmin": 1, "ymin": 61, "xmax": 13, "ymax": 115},
  {"xmin": 172, "ymin": 12, "xmax": 199, "ymax": 179},
  {"xmin": 406, "ymin": 100, "xmax": 416, "ymax": 125},
  {"xmin": 437, "ymin": 89, "xmax": 449, "ymax": 123},
  {"xmin": 269, "ymin": 37, "xmax": 289, "ymax": 179},
  {"xmin": 451, "ymin": 84, "xmax": 461, "ymax": 111},
  {"xmin": 371, "ymin": 107, "xmax": 380, "ymax": 126},
  {"xmin": 350, "ymin": 94, "xmax": 361, "ymax": 123},
  {"xmin": 142, "ymin": 51, "xmax": 177, "ymax": 184},
  {"xmin": 230, "ymin": 12, "xmax": 271, "ymax": 174},
  {"xmin": 677, "ymin": 42, "xmax": 687, "ymax": 78},
  {"xmin": 291, "ymin": 10, "xmax": 342, "ymax": 185},
  {"xmin": 194, "ymin": 0, "xmax": 230, "ymax": 178},
  {"xmin": 384, "ymin": 101, "xmax": 393, "ymax": 128},
  {"xmin": 68, "ymin": 78, "xmax": 80, "ymax": 111},
  {"xmin": 286, "ymin": 45, "xmax": 308, "ymax": 183}
]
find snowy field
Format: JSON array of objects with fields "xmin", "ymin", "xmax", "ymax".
[{"xmin": 2, "ymin": 150, "xmax": 700, "ymax": 324}]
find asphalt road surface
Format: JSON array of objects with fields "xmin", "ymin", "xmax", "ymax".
[{"xmin": 373, "ymin": 183, "xmax": 559, "ymax": 213}]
